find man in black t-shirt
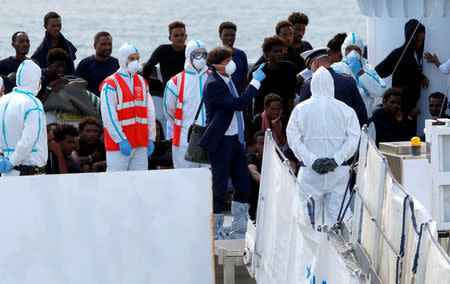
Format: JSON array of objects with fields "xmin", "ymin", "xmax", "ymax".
[
  {"xmin": 250, "ymin": 36, "xmax": 297, "ymax": 118},
  {"xmin": 288, "ymin": 12, "xmax": 313, "ymax": 65},
  {"xmin": 143, "ymin": 21, "xmax": 188, "ymax": 133},
  {"xmin": 143, "ymin": 21, "xmax": 187, "ymax": 86},
  {"xmin": 0, "ymin": 31, "xmax": 30, "ymax": 77},
  {"xmin": 253, "ymin": 21, "xmax": 304, "ymax": 74},
  {"xmin": 373, "ymin": 88, "xmax": 416, "ymax": 146},
  {"xmin": 75, "ymin": 31, "xmax": 119, "ymax": 96}
]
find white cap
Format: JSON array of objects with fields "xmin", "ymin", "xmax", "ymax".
[{"xmin": 300, "ymin": 47, "xmax": 330, "ymax": 67}]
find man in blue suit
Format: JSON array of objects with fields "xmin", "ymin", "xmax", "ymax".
[{"xmin": 199, "ymin": 46, "xmax": 266, "ymax": 240}]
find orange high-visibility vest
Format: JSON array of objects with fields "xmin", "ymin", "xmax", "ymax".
[
  {"xmin": 171, "ymin": 70, "xmax": 210, "ymax": 146},
  {"xmin": 101, "ymin": 73, "xmax": 149, "ymax": 151},
  {"xmin": 171, "ymin": 71, "xmax": 185, "ymax": 147}
]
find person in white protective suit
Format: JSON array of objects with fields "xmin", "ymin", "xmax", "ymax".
[
  {"xmin": 331, "ymin": 32, "xmax": 386, "ymax": 119},
  {"xmin": 163, "ymin": 39, "xmax": 210, "ymax": 168},
  {"xmin": 286, "ymin": 66, "xmax": 360, "ymax": 226},
  {"xmin": 0, "ymin": 60, "xmax": 48, "ymax": 176},
  {"xmin": 100, "ymin": 42, "xmax": 156, "ymax": 172}
]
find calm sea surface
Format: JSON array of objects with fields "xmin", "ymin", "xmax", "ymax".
[{"xmin": 1, "ymin": 0, "xmax": 366, "ymax": 64}]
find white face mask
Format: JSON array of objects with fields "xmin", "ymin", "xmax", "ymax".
[
  {"xmin": 127, "ymin": 60, "xmax": 139, "ymax": 74},
  {"xmin": 216, "ymin": 60, "xmax": 236, "ymax": 75},
  {"xmin": 193, "ymin": 58, "xmax": 206, "ymax": 70}
]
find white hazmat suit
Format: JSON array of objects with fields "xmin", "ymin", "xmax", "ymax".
[
  {"xmin": 0, "ymin": 60, "xmax": 48, "ymax": 176},
  {"xmin": 163, "ymin": 39, "xmax": 209, "ymax": 168},
  {"xmin": 331, "ymin": 32, "xmax": 386, "ymax": 118},
  {"xmin": 100, "ymin": 42, "xmax": 156, "ymax": 172},
  {"xmin": 287, "ymin": 67, "xmax": 360, "ymax": 226},
  {"xmin": 439, "ymin": 59, "xmax": 450, "ymax": 74}
]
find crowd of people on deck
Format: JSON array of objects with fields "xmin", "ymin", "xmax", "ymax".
[{"xmin": 0, "ymin": 11, "xmax": 449, "ymax": 240}]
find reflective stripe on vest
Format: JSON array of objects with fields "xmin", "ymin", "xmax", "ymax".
[
  {"xmin": 102, "ymin": 73, "xmax": 149, "ymax": 151},
  {"xmin": 171, "ymin": 70, "xmax": 210, "ymax": 146},
  {"xmin": 172, "ymin": 71, "xmax": 185, "ymax": 146}
]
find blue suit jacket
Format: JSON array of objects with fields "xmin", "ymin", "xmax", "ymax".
[
  {"xmin": 199, "ymin": 71, "xmax": 258, "ymax": 152},
  {"xmin": 298, "ymin": 68, "xmax": 368, "ymax": 126}
]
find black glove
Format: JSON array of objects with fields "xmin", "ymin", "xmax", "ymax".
[
  {"xmin": 322, "ymin": 158, "xmax": 338, "ymax": 172},
  {"xmin": 312, "ymin": 158, "xmax": 329, "ymax": 175}
]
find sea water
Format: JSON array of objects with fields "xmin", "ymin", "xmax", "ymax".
[{"xmin": 0, "ymin": 0, "xmax": 366, "ymax": 64}]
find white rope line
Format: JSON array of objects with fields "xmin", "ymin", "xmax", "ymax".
[{"xmin": 383, "ymin": 15, "xmax": 425, "ymax": 86}]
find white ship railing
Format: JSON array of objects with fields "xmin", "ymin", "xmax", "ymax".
[{"xmin": 245, "ymin": 128, "xmax": 450, "ymax": 283}]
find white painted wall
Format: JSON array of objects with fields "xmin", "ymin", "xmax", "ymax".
[
  {"xmin": 359, "ymin": 0, "xmax": 450, "ymax": 136},
  {"xmin": 0, "ymin": 168, "xmax": 214, "ymax": 284}
]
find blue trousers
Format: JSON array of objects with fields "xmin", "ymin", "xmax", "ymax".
[{"xmin": 208, "ymin": 135, "xmax": 251, "ymax": 214}]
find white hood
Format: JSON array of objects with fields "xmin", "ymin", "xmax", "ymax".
[
  {"xmin": 341, "ymin": 32, "xmax": 364, "ymax": 61},
  {"xmin": 311, "ymin": 66, "xmax": 334, "ymax": 99},
  {"xmin": 184, "ymin": 39, "xmax": 207, "ymax": 73},
  {"xmin": 15, "ymin": 60, "xmax": 41, "ymax": 96},
  {"xmin": 118, "ymin": 42, "xmax": 139, "ymax": 72}
]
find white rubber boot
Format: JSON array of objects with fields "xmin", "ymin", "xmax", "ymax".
[
  {"xmin": 229, "ymin": 201, "xmax": 249, "ymax": 239},
  {"xmin": 213, "ymin": 214, "xmax": 229, "ymax": 240}
]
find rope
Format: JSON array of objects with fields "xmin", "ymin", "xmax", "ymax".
[
  {"xmin": 412, "ymin": 223, "xmax": 425, "ymax": 274},
  {"xmin": 395, "ymin": 195, "xmax": 411, "ymax": 284},
  {"xmin": 408, "ymin": 197, "xmax": 419, "ymax": 234},
  {"xmin": 399, "ymin": 195, "xmax": 409, "ymax": 257},
  {"xmin": 307, "ymin": 198, "xmax": 316, "ymax": 229},
  {"xmin": 395, "ymin": 255, "xmax": 401, "ymax": 284},
  {"xmin": 338, "ymin": 187, "xmax": 356, "ymax": 226},
  {"xmin": 383, "ymin": 16, "xmax": 425, "ymax": 86},
  {"xmin": 336, "ymin": 140, "xmax": 360, "ymax": 224}
]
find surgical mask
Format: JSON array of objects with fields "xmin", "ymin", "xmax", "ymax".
[
  {"xmin": 347, "ymin": 50, "xmax": 361, "ymax": 61},
  {"xmin": 127, "ymin": 60, "xmax": 139, "ymax": 74},
  {"xmin": 193, "ymin": 58, "xmax": 206, "ymax": 70},
  {"xmin": 216, "ymin": 60, "xmax": 236, "ymax": 75}
]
